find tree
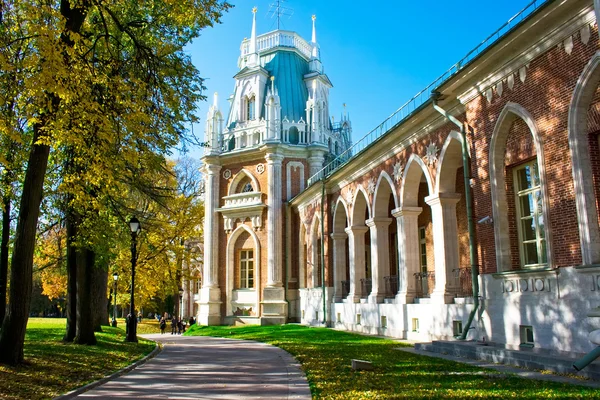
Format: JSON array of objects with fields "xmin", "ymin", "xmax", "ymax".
[{"xmin": 0, "ymin": 0, "xmax": 230, "ymax": 364}]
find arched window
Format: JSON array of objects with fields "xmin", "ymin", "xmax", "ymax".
[
  {"xmin": 242, "ymin": 183, "xmax": 254, "ymax": 193},
  {"xmin": 228, "ymin": 136, "xmax": 235, "ymax": 151}
]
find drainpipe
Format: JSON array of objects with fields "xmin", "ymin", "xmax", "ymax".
[
  {"xmin": 431, "ymin": 91, "xmax": 480, "ymax": 340},
  {"xmin": 285, "ymin": 202, "xmax": 290, "ymax": 321},
  {"xmin": 573, "ymin": 346, "xmax": 600, "ymax": 371},
  {"xmin": 320, "ymin": 178, "xmax": 327, "ymax": 326}
]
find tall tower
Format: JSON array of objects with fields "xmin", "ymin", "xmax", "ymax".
[{"xmin": 198, "ymin": 8, "xmax": 351, "ymax": 326}]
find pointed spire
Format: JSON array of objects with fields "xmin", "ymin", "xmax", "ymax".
[
  {"xmin": 249, "ymin": 7, "xmax": 257, "ymax": 55},
  {"xmin": 213, "ymin": 92, "xmax": 219, "ymax": 108},
  {"xmin": 270, "ymin": 76, "xmax": 275, "ymax": 92},
  {"xmin": 311, "ymin": 15, "xmax": 317, "ymax": 44},
  {"xmin": 309, "ymin": 14, "xmax": 322, "ymax": 73}
]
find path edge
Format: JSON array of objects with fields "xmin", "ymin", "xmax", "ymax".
[{"xmin": 53, "ymin": 341, "xmax": 163, "ymax": 400}]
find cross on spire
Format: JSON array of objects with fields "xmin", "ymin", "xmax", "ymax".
[{"xmin": 267, "ymin": 0, "xmax": 294, "ymax": 30}]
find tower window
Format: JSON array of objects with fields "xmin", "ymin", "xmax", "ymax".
[{"xmin": 247, "ymin": 97, "xmax": 255, "ymax": 121}]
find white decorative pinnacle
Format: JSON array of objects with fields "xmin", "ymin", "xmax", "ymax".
[
  {"xmin": 424, "ymin": 143, "xmax": 439, "ymax": 167},
  {"xmin": 367, "ymin": 178, "xmax": 376, "ymax": 195},
  {"xmin": 392, "ymin": 162, "xmax": 404, "ymax": 183}
]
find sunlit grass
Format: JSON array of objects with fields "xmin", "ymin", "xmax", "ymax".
[
  {"xmin": 0, "ymin": 318, "xmax": 155, "ymax": 400},
  {"xmin": 185, "ymin": 324, "xmax": 599, "ymax": 399}
]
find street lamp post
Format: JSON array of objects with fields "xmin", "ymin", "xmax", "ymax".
[
  {"xmin": 126, "ymin": 216, "xmax": 141, "ymax": 343},
  {"xmin": 112, "ymin": 272, "xmax": 119, "ymax": 327}
]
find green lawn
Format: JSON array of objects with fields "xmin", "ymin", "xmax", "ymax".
[
  {"xmin": 185, "ymin": 324, "xmax": 599, "ymax": 399},
  {"xmin": 0, "ymin": 318, "xmax": 155, "ymax": 400}
]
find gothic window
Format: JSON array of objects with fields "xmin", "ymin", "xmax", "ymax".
[
  {"xmin": 242, "ymin": 182, "xmax": 254, "ymax": 193},
  {"xmin": 514, "ymin": 160, "xmax": 547, "ymax": 268},
  {"xmin": 239, "ymin": 249, "xmax": 254, "ymax": 289},
  {"xmin": 228, "ymin": 136, "xmax": 235, "ymax": 151}
]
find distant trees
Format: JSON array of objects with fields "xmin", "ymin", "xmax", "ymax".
[{"xmin": 0, "ymin": 0, "xmax": 229, "ymax": 365}]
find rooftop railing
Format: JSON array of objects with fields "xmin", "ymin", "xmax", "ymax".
[
  {"xmin": 307, "ymin": 0, "xmax": 549, "ymax": 186},
  {"xmin": 241, "ymin": 30, "xmax": 313, "ymax": 60}
]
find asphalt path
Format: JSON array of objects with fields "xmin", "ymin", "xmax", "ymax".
[{"xmin": 73, "ymin": 334, "xmax": 312, "ymax": 400}]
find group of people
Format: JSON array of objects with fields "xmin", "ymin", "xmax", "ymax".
[{"xmin": 159, "ymin": 313, "xmax": 196, "ymax": 335}]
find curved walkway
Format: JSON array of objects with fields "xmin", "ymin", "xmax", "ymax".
[{"xmin": 74, "ymin": 334, "xmax": 312, "ymax": 399}]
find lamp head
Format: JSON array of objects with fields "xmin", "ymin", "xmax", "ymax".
[
  {"xmin": 129, "ymin": 216, "xmax": 141, "ymax": 234},
  {"xmin": 113, "ymin": 272, "xmax": 119, "ymax": 281}
]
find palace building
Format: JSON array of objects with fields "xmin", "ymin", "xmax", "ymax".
[{"xmin": 198, "ymin": 0, "xmax": 600, "ymax": 367}]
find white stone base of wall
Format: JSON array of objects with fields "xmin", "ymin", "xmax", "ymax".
[{"xmin": 295, "ymin": 266, "xmax": 600, "ymax": 354}]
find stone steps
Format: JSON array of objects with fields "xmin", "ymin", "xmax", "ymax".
[{"xmin": 415, "ymin": 340, "xmax": 600, "ymax": 381}]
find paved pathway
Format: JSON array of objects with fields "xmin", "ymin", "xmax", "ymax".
[{"xmin": 73, "ymin": 334, "xmax": 312, "ymax": 399}]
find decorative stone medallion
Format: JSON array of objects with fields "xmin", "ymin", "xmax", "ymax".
[
  {"xmin": 256, "ymin": 163, "xmax": 265, "ymax": 174},
  {"xmin": 345, "ymin": 188, "xmax": 353, "ymax": 205},
  {"xmin": 393, "ymin": 162, "xmax": 404, "ymax": 183},
  {"xmin": 367, "ymin": 178, "xmax": 376, "ymax": 195},
  {"xmin": 222, "ymin": 169, "xmax": 232, "ymax": 179},
  {"xmin": 424, "ymin": 143, "xmax": 439, "ymax": 167}
]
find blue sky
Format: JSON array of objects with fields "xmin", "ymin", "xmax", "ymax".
[{"xmin": 185, "ymin": 0, "xmax": 535, "ymax": 157}]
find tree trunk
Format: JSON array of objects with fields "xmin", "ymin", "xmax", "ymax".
[
  {"xmin": 0, "ymin": 127, "xmax": 50, "ymax": 365},
  {"xmin": 74, "ymin": 248, "xmax": 96, "ymax": 344},
  {"xmin": 63, "ymin": 210, "xmax": 77, "ymax": 342},
  {"xmin": 91, "ymin": 260, "xmax": 108, "ymax": 331},
  {"xmin": 0, "ymin": 196, "xmax": 10, "ymax": 325}
]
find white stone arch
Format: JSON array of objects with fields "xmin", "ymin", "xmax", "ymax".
[
  {"xmin": 229, "ymin": 169, "xmax": 261, "ymax": 195},
  {"xmin": 373, "ymin": 171, "xmax": 398, "ymax": 217},
  {"xmin": 351, "ymin": 185, "xmax": 372, "ymax": 225},
  {"xmin": 400, "ymin": 154, "xmax": 434, "ymax": 207},
  {"xmin": 436, "ymin": 130, "xmax": 468, "ymax": 194},
  {"xmin": 333, "ymin": 197, "xmax": 350, "ymax": 233},
  {"xmin": 490, "ymin": 101, "xmax": 553, "ymax": 271},
  {"xmin": 225, "ymin": 224, "xmax": 261, "ymax": 316},
  {"xmin": 568, "ymin": 51, "xmax": 600, "ymax": 265}
]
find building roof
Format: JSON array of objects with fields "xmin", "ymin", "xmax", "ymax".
[{"xmin": 260, "ymin": 50, "xmax": 309, "ymax": 122}]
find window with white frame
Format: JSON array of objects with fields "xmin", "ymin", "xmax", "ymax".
[
  {"xmin": 247, "ymin": 96, "xmax": 255, "ymax": 121},
  {"xmin": 514, "ymin": 161, "xmax": 547, "ymax": 268},
  {"xmin": 239, "ymin": 249, "xmax": 254, "ymax": 289}
]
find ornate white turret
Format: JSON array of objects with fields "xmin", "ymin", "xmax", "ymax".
[
  {"xmin": 205, "ymin": 92, "xmax": 223, "ymax": 155},
  {"xmin": 247, "ymin": 7, "xmax": 259, "ymax": 68},
  {"xmin": 309, "ymin": 15, "xmax": 323, "ymax": 73},
  {"xmin": 265, "ymin": 76, "xmax": 282, "ymax": 141}
]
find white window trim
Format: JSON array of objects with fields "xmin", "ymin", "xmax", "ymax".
[
  {"xmin": 513, "ymin": 161, "xmax": 547, "ymax": 269},
  {"xmin": 239, "ymin": 249, "xmax": 255, "ymax": 289}
]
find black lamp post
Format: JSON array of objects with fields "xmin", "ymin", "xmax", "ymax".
[
  {"xmin": 112, "ymin": 272, "xmax": 119, "ymax": 327},
  {"xmin": 126, "ymin": 216, "xmax": 141, "ymax": 343}
]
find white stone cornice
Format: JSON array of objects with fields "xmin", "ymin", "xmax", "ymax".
[
  {"xmin": 424, "ymin": 193, "xmax": 462, "ymax": 207},
  {"xmin": 345, "ymin": 225, "xmax": 369, "ymax": 235},
  {"xmin": 391, "ymin": 206, "xmax": 423, "ymax": 218},
  {"xmin": 365, "ymin": 217, "xmax": 393, "ymax": 227}
]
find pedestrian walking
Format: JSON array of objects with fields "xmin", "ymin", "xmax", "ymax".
[{"xmin": 159, "ymin": 317, "xmax": 166, "ymax": 334}]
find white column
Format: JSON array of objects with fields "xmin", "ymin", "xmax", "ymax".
[
  {"xmin": 198, "ymin": 163, "xmax": 222, "ymax": 325},
  {"xmin": 392, "ymin": 207, "xmax": 422, "ymax": 304},
  {"xmin": 345, "ymin": 226, "xmax": 369, "ymax": 303},
  {"xmin": 261, "ymin": 151, "xmax": 287, "ymax": 324},
  {"xmin": 330, "ymin": 232, "xmax": 348, "ymax": 302},
  {"xmin": 266, "ymin": 152, "xmax": 284, "ymax": 286},
  {"xmin": 366, "ymin": 217, "xmax": 392, "ymax": 304},
  {"xmin": 308, "ymin": 155, "xmax": 325, "ymax": 178},
  {"xmin": 425, "ymin": 193, "xmax": 462, "ymax": 304}
]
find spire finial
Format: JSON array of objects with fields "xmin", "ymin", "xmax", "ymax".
[
  {"xmin": 248, "ymin": 6, "xmax": 258, "ymax": 64},
  {"xmin": 270, "ymin": 76, "xmax": 275, "ymax": 92},
  {"xmin": 311, "ymin": 15, "xmax": 317, "ymax": 43},
  {"xmin": 213, "ymin": 92, "xmax": 219, "ymax": 107}
]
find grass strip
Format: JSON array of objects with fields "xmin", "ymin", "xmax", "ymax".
[
  {"xmin": 185, "ymin": 324, "xmax": 599, "ymax": 399},
  {"xmin": 0, "ymin": 318, "xmax": 155, "ymax": 400}
]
